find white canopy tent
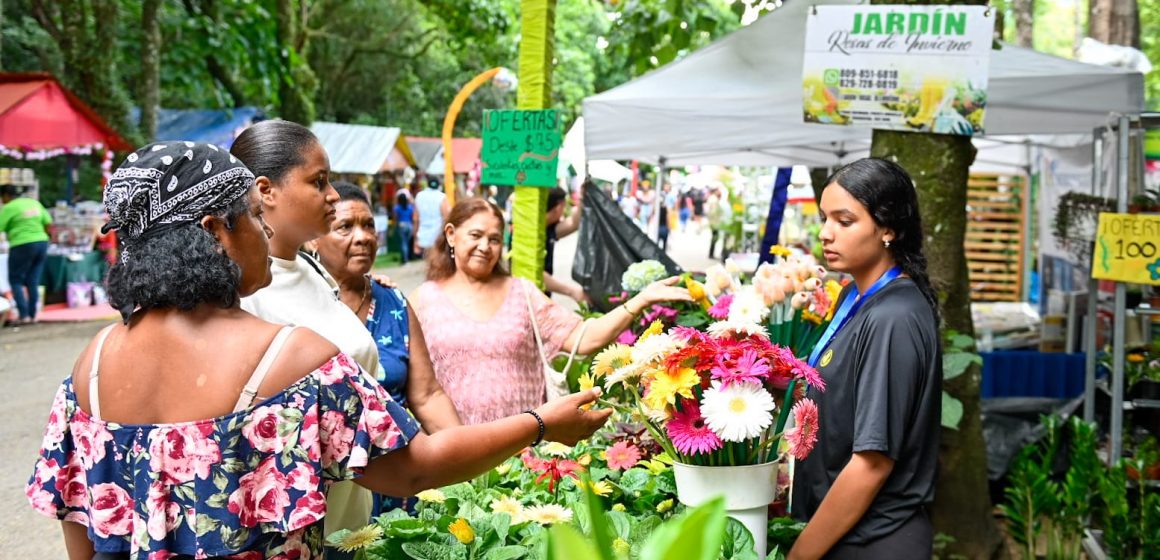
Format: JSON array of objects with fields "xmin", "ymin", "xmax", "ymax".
[
  {"xmin": 311, "ymin": 122, "xmax": 415, "ymax": 174},
  {"xmin": 583, "ymin": 0, "xmax": 1144, "ymax": 167},
  {"xmin": 559, "ymin": 117, "xmax": 634, "ymax": 184}
]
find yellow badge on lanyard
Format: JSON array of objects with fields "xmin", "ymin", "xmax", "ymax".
[{"xmin": 820, "ymin": 349, "xmax": 834, "ymax": 368}]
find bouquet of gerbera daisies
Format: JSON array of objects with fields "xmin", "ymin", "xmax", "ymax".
[
  {"xmin": 702, "ymin": 249, "xmax": 845, "ymax": 359},
  {"xmin": 594, "ymin": 318, "xmax": 823, "ymax": 467}
]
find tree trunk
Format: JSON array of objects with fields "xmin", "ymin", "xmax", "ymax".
[
  {"xmin": 139, "ymin": 0, "xmax": 162, "ymax": 142},
  {"xmin": 1090, "ymin": 0, "xmax": 1139, "ymax": 48},
  {"xmin": 275, "ymin": 0, "xmax": 316, "ymax": 124},
  {"xmin": 1013, "ymin": 0, "xmax": 1033, "ymax": 47},
  {"xmin": 31, "ymin": 0, "xmax": 139, "ymax": 144},
  {"xmin": 869, "ymin": 1, "xmax": 1005, "ymax": 558}
]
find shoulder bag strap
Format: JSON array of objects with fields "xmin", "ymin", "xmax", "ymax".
[{"xmin": 521, "ymin": 279, "xmax": 553, "ymax": 369}]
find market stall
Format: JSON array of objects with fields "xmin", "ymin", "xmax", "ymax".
[
  {"xmin": 581, "ymin": 0, "xmax": 1143, "ymax": 402},
  {"xmin": 0, "ymin": 72, "xmax": 128, "ymax": 315}
]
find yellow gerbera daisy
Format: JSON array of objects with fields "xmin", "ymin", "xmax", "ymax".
[
  {"xmin": 769, "ymin": 245, "xmax": 792, "ymax": 258},
  {"xmin": 638, "ymin": 319, "xmax": 664, "ymax": 342},
  {"xmin": 541, "ymin": 441, "xmax": 573, "ymax": 457},
  {"xmin": 642, "ymin": 367, "xmax": 700, "ymax": 413},
  {"xmin": 577, "ymin": 373, "xmax": 596, "ymax": 410},
  {"xmin": 592, "ymin": 344, "xmax": 634, "ymax": 379},
  {"xmin": 582, "ymin": 479, "xmax": 613, "ymax": 497},
  {"xmin": 448, "ymin": 518, "xmax": 474, "ymax": 544},
  {"xmin": 656, "ymin": 498, "xmax": 675, "ymax": 513}
]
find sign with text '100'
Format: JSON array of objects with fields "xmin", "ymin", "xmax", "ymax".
[
  {"xmin": 803, "ymin": 5, "xmax": 993, "ymax": 135},
  {"xmin": 481, "ymin": 109, "xmax": 561, "ymax": 188},
  {"xmin": 1092, "ymin": 212, "xmax": 1160, "ymax": 286}
]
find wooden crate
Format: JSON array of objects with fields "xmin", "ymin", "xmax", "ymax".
[{"xmin": 965, "ymin": 172, "xmax": 1027, "ymax": 302}]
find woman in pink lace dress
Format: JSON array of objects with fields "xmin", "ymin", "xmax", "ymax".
[{"xmin": 412, "ymin": 198, "xmax": 692, "ymax": 425}]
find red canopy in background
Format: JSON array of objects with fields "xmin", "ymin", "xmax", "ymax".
[{"xmin": 0, "ymin": 72, "xmax": 130, "ymax": 152}]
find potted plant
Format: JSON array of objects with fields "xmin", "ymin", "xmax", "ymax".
[
  {"xmin": 1128, "ymin": 188, "xmax": 1160, "ymax": 213},
  {"xmin": 1052, "ymin": 192, "xmax": 1115, "ymax": 270}
]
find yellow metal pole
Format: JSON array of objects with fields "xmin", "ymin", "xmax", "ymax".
[{"xmin": 441, "ymin": 67, "xmax": 503, "ymax": 206}]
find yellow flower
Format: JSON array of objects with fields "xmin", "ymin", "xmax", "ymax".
[
  {"xmin": 613, "ymin": 538, "xmax": 631, "ymax": 555},
  {"xmin": 330, "ymin": 525, "xmax": 383, "ymax": 552},
  {"xmin": 577, "ymin": 453, "xmax": 592, "ymax": 466},
  {"xmin": 611, "ymin": 503, "xmax": 627, "ymax": 512},
  {"xmin": 656, "ymin": 498, "xmax": 674, "ymax": 513},
  {"xmin": 524, "ymin": 504, "xmax": 574, "ymax": 525},
  {"xmin": 642, "ymin": 367, "xmax": 700, "ymax": 413},
  {"xmin": 541, "ymin": 441, "xmax": 573, "ymax": 457},
  {"xmin": 639, "ymin": 458, "xmax": 670, "ymax": 475},
  {"xmin": 769, "ymin": 245, "xmax": 792, "ymax": 258},
  {"xmin": 638, "ymin": 320, "xmax": 664, "ymax": 343},
  {"xmin": 592, "ymin": 344, "xmax": 634, "ymax": 378},
  {"xmin": 578, "ymin": 373, "xmax": 596, "ymax": 410},
  {"xmin": 823, "ymin": 280, "xmax": 842, "ymax": 321},
  {"xmin": 585, "ymin": 480, "xmax": 613, "ymax": 497},
  {"xmin": 490, "ymin": 495, "xmax": 526, "ymax": 523},
  {"xmin": 448, "ymin": 518, "xmax": 475, "ymax": 544},
  {"xmin": 415, "ymin": 489, "xmax": 446, "ymax": 503},
  {"xmin": 686, "ymin": 278, "xmax": 707, "ymax": 302},
  {"xmin": 1128, "ymin": 353, "xmax": 1145, "ymax": 363},
  {"xmin": 495, "ymin": 462, "xmax": 513, "ymax": 476}
]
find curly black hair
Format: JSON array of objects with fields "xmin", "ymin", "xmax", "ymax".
[{"xmin": 105, "ymin": 195, "xmax": 250, "ymax": 323}]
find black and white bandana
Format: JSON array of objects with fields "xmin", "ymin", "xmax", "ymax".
[{"xmin": 102, "ymin": 141, "xmax": 254, "ymax": 244}]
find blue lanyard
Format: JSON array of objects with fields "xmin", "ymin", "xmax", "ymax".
[{"xmin": 807, "ymin": 267, "xmax": 902, "ymax": 368}]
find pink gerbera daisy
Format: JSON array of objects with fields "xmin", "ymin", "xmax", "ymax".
[
  {"xmin": 785, "ymin": 399, "xmax": 820, "ymax": 460},
  {"xmin": 616, "ymin": 329, "xmax": 639, "ymax": 345},
  {"xmin": 666, "ymin": 400, "xmax": 723, "ymax": 456},
  {"xmin": 707, "ymin": 294, "xmax": 733, "ymax": 320},
  {"xmin": 791, "ymin": 358, "xmax": 826, "ymax": 392},
  {"xmin": 711, "ymin": 350, "xmax": 771, "ymax": 386},
  {"xmin": 605, "ymin": 441, "xmax": 642, "ymax": 471}
]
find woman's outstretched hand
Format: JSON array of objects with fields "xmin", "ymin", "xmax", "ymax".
[
  {"xmin": 535, "ymin": 388, "xmax": 613, "ymax": 445},
  {"xmin": 638, "ymin": 276, "xmax": 694, "ymax": 307}
]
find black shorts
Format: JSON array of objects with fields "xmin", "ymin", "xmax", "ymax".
[{"xmin": 824, "ymin": 509, "xmax": 932, "ymax": 560}]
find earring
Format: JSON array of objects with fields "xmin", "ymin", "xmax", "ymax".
[
  {"xmin": 449, "ymin": 245, "xmax": 456, "ymax": 259},
  {"xmin": 884, "ymin": 240, "xmax": 891, "ymax": 248}
]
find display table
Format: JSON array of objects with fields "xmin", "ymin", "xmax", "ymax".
[
  {"xmin": 981, "ymin": 351, "xmax": 1090, "ymax": 400},
  {"xmin": 42, "ymin": 252, "xmax": 107, "ymax": 293}
]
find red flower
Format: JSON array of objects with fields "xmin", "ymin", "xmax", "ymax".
[{"xmin": 529, "ymin": 455, "xmax": 583, "ymax": 492}]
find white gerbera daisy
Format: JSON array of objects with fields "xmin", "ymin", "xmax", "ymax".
[
  {"xmin": 490, "ymin": 495, "xmax": 527, "ymax": 523},
  {"xmin": 728, "ymin": 287, "xmax": 769, "ymax": 324},
  {"xmin": 630, "ymin": 333, "xmax": 681, "ymax": 365},
  {"xmin": 540, "ymin": 442, "xmax": 572, "ymax": 457},
  {"xmin": 700, "ymin": 381, "xmax": 776, "ymax": 442},
  {"xmin": 706, "ymin": 320, "xmax": 769, "ymax": 340},
  {"xmin": 523, "ymin": 504, "xmax": 574, "ymax": 525},
  {"xmin": 605, "ymin": 362, "xmax": 644, "ymax": 387}
]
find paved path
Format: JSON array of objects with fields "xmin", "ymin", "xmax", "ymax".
[{"xmin": 0, "ymin": 224, "xmax": 718, "ymax": 558}]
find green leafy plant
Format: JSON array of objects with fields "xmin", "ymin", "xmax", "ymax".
[
  {"xmin": 1051, "ymin": 192, "xmax": 1115, "ymax": 269},
  {"xmin": 941, "ymin": 330, "xmax": 982, "ymax": 430},
  {"xmin": 999, "ymin": 416, "xmax": 1101, "ymax": 559},
  {"xmin": 546, "ymin": 489, "xmax": 728, "ymax": 560}
]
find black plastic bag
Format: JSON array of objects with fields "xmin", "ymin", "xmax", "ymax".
[{"xmin": 571, "ymin": 182, "xmax": 682, "ymax": 311}]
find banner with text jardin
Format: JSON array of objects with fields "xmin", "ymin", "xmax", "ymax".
[{"xmin": 803, "ymin": 5, "xmax": 994, "ymax": 135}]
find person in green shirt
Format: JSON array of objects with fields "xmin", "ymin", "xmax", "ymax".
[{"xmin": 0, "ymin": 184, "xmax": 52, "ymax": 323}]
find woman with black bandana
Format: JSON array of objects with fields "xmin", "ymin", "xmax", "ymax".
[
  {"xmin": 25, "ymin": 142, "xmax": 609, "ymax": 559},
  {"xmin": 789, "ymin": 158, "xmax": 942, "ymax": 560}
]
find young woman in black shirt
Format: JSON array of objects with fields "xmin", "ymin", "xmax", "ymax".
[{"xmin": 789, "ymin": 158, "xmax": 942, "ymax": 559}]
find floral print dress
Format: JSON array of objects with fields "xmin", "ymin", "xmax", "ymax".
[{"xmin": 26, "ymin": 353, "xmax": 420, "ymax": 559}]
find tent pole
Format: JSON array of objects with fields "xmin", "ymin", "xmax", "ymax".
[
  {"xmin": 1084, "ymin": 128, "xmax": 1102, "ymax": 424},
  {"xmin": 1110, "ymin": 115, "xmax": 1129, "ymax": 463},
  {"xmin": 64, "ymin": 155, "xmax": 76, "ymax": 206},
  {"xmin": 654, "ymin": 156, "xmax": 666, "ymax": 241}
]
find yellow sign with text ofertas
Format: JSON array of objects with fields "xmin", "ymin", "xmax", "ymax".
[{"xmin": 1092, "ymin": 212, "xmax": 1160, "ymax": 286}]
